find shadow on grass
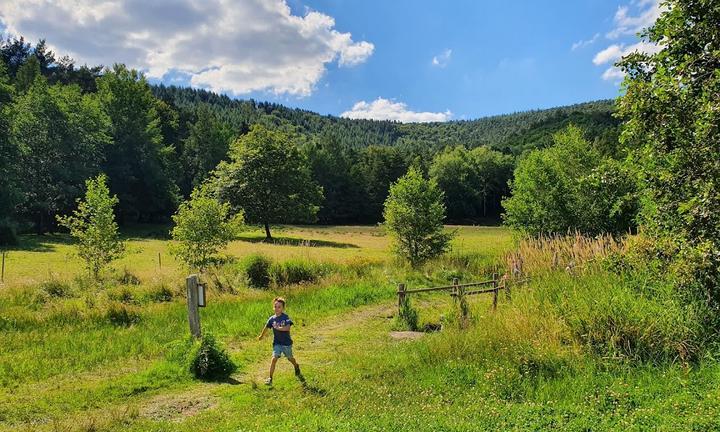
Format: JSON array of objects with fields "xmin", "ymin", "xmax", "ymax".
[
  {"xmin": 223, "ymin": 377, "xmax": 242, "ymax": 385},
  {"xmin": 298, "ymin": 374, "xmax": 326, "ymax": 396},
  {"xmin": 236, "ymin": 235, "xmax": 359, "ymax": 249},
  {"xmin": 7, "ymin": 233, "xmax": 73, "ymax": 252}
]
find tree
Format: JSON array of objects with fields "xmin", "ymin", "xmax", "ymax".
[
  {"xmin": 15, "ymin": 56, "xmax": 40, "ymax": 93},
  {"xmin": 56, "ymin": 174, "xmax": 125, "ymax": 280},
  {"xmin": 0, "ymin": 59, "xmax": 19, "ymax": 243},
  {"xmin": 383, "ymin": 167, "xmax": 454, "ymax": 267},
  {"xmin": 304, "ymin": 132, "xmax": 366, "ymax": 224},
  {"xmin": 182, "ymin": 104, "xmax": 233, "ymax": 192},
  {"xmin": 10, "ymin": 76, "xmax": 111, "ymax": 232},
  {"xmin": 617, "ymin": 0, "xmax": 720, "ymax": 307},
  {"xmin": 98, "ymin": 64, "xmax": 179, "ymax": 223},
  {"xmin": 355, "ymin": 145, "xmax": 407, "ymax": 222},
  {"xmin": 213, "ymin": 124, "xmax": 323, "ymax": 240},
  {"xmin": 430, "ymin": 146, "xmax": 514, "ymax": 222},
  {"xmin": 502, "ymin": 125, "xmax": 637, "ymax": 236},
  {"xmin": 170, "ymin": 185, "xmax": 243, "ymax": 271}
]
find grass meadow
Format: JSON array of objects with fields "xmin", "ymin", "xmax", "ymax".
[{"xmin": 1, "ymin": 225, "xmax": 720, "ymax": 431}]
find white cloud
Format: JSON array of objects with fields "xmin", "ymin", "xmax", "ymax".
[
  {"xmin": 591, "ymin": 0, "xmax": 666, "ymax": 81},
  {"xmin": 341, "ymin": 98, "xmax": 452, "ymax": 123},
  {"xmin": 606, "ymin": 0, "xmax": 665, "ymax": 39},
  {"xmin": 571, "ymin": 33, "xmax": 600, "ymax": 51},
  {"xmin": 602, "ymin": 67, "xmax": 626, "ymax": 81},
  {"xmin": 432, "ymin": 49, "xmax": 452, "ymax": 68},
  {"xmin": 0, "ymin": 0, "xmax": 374, "ymax": 96}
]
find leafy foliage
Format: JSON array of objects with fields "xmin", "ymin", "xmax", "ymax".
[
  {"xmin": 617, "ymin": 0, "xmax": 720, "ymax": 310},
  {"xmin": 240, "ymin": 253, "xmax": 272, "ymax": 289},
  {"xmin": 429, "ymin": 146, "xmax": 514, "ymax": 222},
  {"xmin": 188, "ymin": 333, "xmax": 237, "ymax": 381},
  {"xmin": 384, "ymin": 167, "xmax": 454, "ymax": 267},
  {"xmin": 170, "ymin": 185, "xmax": 242, "ymax": 271},
  {"xmin": 213, "ymin": 124, "xmax": 323, "ymax": 239},
  {"xmin": 56, "ymin": 174, "xmax": 125, "ymax": 279},
  {"xmin": 503, "ymin": 125, "xmax": 638, "ymax": 235}
]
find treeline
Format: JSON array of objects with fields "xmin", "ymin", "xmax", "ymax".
[{"xmin": 0, "ymin": 37, "xmax": 620, "ymax": 242}]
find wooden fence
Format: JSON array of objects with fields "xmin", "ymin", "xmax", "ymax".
[{"xmin": 397, "ymin": 273, "xmax": 509, "ymax": 315}]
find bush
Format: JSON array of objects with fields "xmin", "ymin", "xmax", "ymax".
[
  {"xmin": 396, "ymin": 295, "xmax": 419, "ymax": 331},
  {"xmin": 270, "ymin": 258, "xmax": 330, "ymax": 286},
  {"xmin": 39, "ymin": 278, "xmax": 73, "ymax": 298},
  {"xmin": 147, "ymin": 284, "xmax": 174, "ymax": 303},
  {"xmin": 107, "ymin": 287, "xmax": 137, "ymax": 305},
  {"xmin": 118, "ymin": 268, "xmax": 140, "ymax": 285},
  {"xmin": 105, "ymin": 302, "xmax": 141, "ymax": 327},
  {"xmin": 188, "ymin": 333, "xmax": 237, "ymax": 381},
  {"xmin": 240, "ymin": 253, "xmax": 272, "ymax": 288}
]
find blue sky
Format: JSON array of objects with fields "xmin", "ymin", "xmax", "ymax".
[{"xmin": 0, "ymin": 0, "xmax": 661, "ymax": 121}]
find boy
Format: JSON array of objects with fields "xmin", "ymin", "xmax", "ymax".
[{"xmin": 257, "ymin": 297, "xmax": 301, "ymax": 385}]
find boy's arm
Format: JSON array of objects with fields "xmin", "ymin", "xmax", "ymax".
[
  {"xmin": 273, "ymin": 324, "xmax": 291, "ymax": 331},
  {"xmin": 257, "ymin": 326, "xmax": 268, "ymax": 340}
]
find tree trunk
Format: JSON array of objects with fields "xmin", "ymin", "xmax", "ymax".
[{"xmin": 264, "ymin": 222, "xmax": 272, "ymax": 240}]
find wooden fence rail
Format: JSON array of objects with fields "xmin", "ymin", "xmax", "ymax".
[{"xmin": 397, "ymin": 273, "xmax": 511, "ymax": 317}]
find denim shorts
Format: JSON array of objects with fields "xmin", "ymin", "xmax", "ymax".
[{"xmin": 272, "ymin": 344, "xmax": 293, "ymax": 358}]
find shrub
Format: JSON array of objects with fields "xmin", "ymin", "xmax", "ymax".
[
  {"xmin": 147, "ymin": 284, "xmax": 174, "ymax": 303},
  {"xmin": 170, "ymin": 185, "xmax": 243, "ymax": 271},
  {"xmin": 56, "ymin": 174, "xmax": 125, "ymax": 280},
  {"xmin": 118, "ymin": 268, "xmax": 140, "ymax": 285},
  {"xmin": 270, "ymin": 258, "xmax": 330, "ymax": 286},
  {"xmin": 107, "ymin": 287, "xmax": 137, "ymax": 305},
  {"xmin": 105, "ymin": 302, "xmax": 141, "ymax": 327},
  {"xmin": 188, "ymin": 333, "xmax": 237, "ymax": 381},
  {"xmin": 39, "ymin": 278, "xmax": 73, "ymax": 298},
  {"xmin": 240, "ymin": 253, "xmax": 272, "ymax": 288},
  {"xmin": 396, "ymin": 295, "xmax": 419, "ymax": 331}
]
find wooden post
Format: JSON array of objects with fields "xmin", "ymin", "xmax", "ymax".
[
  {"xmin": 505, "ymin": 276, "xmax": 511, "ymax": 302},
  {"xmin": 397, "ymin": 283, "xmax": 406, "ymax": 315},
  {"xmin": 158, "ymin": 252, "xmax": 162, "ymax": 269},
  {"xmin": 1, "ymin": 251, "xmax": 5, "ymax": 283},
  {"xmin": 492, "ymin": 273, "xmax": 498, "ymax": 311},
  {"xmin": 452, "ymin": 277, "xmax": 459, "ymax": 299},
  {"xmin": 186, "ymin": 274, "xmax": 202, "ymax": 339}
]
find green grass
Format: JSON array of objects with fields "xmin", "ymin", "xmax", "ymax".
[{"xmin": 2, "ymin": 225, "xmax": 719, "ymax": 431}]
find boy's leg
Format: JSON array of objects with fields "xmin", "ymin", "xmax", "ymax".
[
  {"xmin": 268, "ymin": 356, "xmax": 279, "ymax": 380},
  {"xmin": 287, "ymin": 356, "xmax": 301, "ymax": 376}
]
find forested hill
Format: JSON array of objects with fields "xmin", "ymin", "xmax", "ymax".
[
  {"xmin": 1, "ymin": 36, "xmax": 621, "ymax": 238},
  {"xmin": 152, "ymin": 84, "xmax": 619, "ymax": 155}
]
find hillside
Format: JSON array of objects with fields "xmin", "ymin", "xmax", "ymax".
[{"xmin": 153, "ymin": 84, "xmax": 619, "ymax": 155}]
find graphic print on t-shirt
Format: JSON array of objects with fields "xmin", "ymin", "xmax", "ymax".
[{"xmin": 266, "ymin": 313, "xmax": 293, "ymax": 346}]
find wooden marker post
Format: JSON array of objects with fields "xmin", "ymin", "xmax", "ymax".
[
  {"xmin": 158, "ymin": 252, "xmax": 162, "ymax": 269},
  {"xmin": 397, "ymin": 283, "xmax": 406, "ymax": 314},
  {"xmin": 492, "ymin": 273, "xmax": 499, "ymax": 311},
  {"xmin": 1, "ymin": 251, "xmax": 5, "ymax": 283},
  {"xmin": 186, "ymin": 274, "xmax": 202, "ymax": 338}
]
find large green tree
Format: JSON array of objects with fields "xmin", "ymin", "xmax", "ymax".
[
  {"xmin": 617, "ymin": 0, "xmax": 720, "ymax": 306},
  {"xmin": 213, "ymin": 124, "xmax": 323, "ymax": 240},
  {"xmin": 98, "ymin": 65, "xmax": 179, "ymax": 222},
  {"xmin": 305, "ymin": 132, "xmax": 366, "ymax": 224},
  {"xmin": 355, "ymin": 145, "xmax": 407, "ymax": 223},
  {"xmin": 182, "ymin": 104, "xmax": 234, "ymax": 192},
  {"xmin": 10, "ymin": 75, "xmax": 110, "ymax": 231},
  {"xmin": 430, "ymin": 146, "xmax": 513, "ymax": 222},
  {"xmin": 502, "ymin": 125, "xmax": 637, "ymax": 235},
  {"xmin": 0, "ymin": 59, "xmax": 19, "ymax": 243}
]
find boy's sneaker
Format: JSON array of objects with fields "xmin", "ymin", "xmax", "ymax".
[
  {"xmin": 294, "ymin": 365, "xmax": 301, "ymax": 376},
  {"xmin": 264, "ymin": 377, "xmax": 272, "ymax": 386}
]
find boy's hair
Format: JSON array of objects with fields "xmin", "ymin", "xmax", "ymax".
[{"xmin": 273, "ymin": 297, "xmax": 286, "ymax": 307}]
